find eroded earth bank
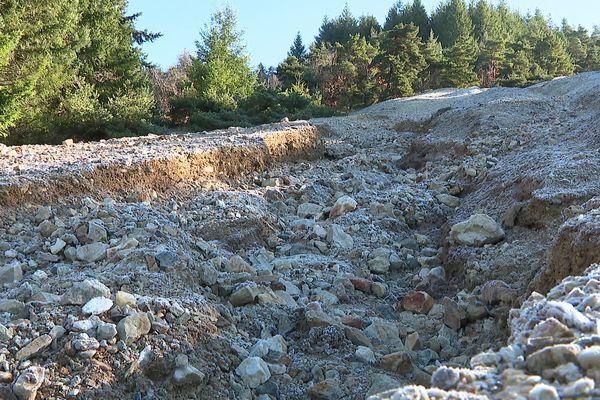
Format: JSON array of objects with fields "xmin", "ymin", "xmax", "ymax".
[{"xmin": 1, "ymin": 72, "xmax": 600, "ymax": 400}]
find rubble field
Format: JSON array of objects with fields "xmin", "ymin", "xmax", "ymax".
[{"xmin": 1, "ymin": 72, "xmax": 600, "ymax": 400}]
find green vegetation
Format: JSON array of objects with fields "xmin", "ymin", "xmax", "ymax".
[{"xmin": 1, "ymin": 0, "xmax": 599, "ymax": 144}]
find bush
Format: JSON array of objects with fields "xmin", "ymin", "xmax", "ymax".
[{"xmin": 172, "ymin": 86, "xmax": 339, "ymax": 132}]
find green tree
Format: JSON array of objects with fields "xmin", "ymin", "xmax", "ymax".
[
  {"xmin": 441, "ymin": 32, "xmax": 478, "ymax": 87},
  {"xmin": 431, "ymin": 0, "xmax": 473, "ymax": 48},
  {"xmin": 561, "ymin": 21, "xmax": 590, "ymax": 72},
  {"xmin": 315, "ymin": 4, "xmax": 359, "ymax": 46},
  {"xmin": 587, "ymin": 28, "xmax": 600, "ymax": 70},
  {"xmin": 187, "ymin": 6, "xmax": 256, "ymax": 111},
  {"xmin": 533, "ymin": 29, "xmax": 574, "ymax": 78},
  {"xmin": 421, "ymin": 30, "xmax": 445, "ymax": 89},
  {"xmin": 384, "ymin": 0, "xmax": 430, "ymax": 42},
  {"xmin": 375, "ymin": 23, "xmax": 427, "ymax": 98},
  {"xmin": 288, "ymin": 32, "xmax": 307, "ymax": 62},
  {"xmin": 358, "ymin": 15, "xmax": 382, "ymax": 41}
]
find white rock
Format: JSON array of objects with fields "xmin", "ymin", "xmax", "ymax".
[
  {"xmin": 449, "ymin": 214, "xmax": 505, "ymax": 246},
  {"xmin": 115, "ymin": 291, "xmax": 136, "ymax": 307},
  {"xmin": 82, "ymin": 297, "xmax": 114, "ymax": 315},
  {"xmin": 13, "ymin": 366, "xmax": 45, "ymax": 400},
  {"xmin": 50, "ymin": 238, "xmax": 66, "ymax": 255},
  {"xmin": 249, "ymin": 335, "xmax": 287, "ymax": 358},
  {"xmin": 235, "ymin": 356, "xmax": 271, "ymax": 388},
  {"xmin": 528, "ymin": 383, "xmax": 559, "ymax": 400},
  {"xmin": 355, "ymin": 346, "xmax": 376, "ymax": 364},
  {"xmin": 329, "ymin": 196, "xmax": 357, "ymax": 218}
]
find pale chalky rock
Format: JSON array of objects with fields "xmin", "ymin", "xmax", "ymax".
[
  {"xmin": 528, "ymin": 383, "xmax": 559, "ymax": 400},
  {"xmin": 82, "ymin": 297, "xmax": 113, "ymax": 315},
  {"xmin": 50, "ymin": 238, "xmax": 66, "ymax": 255},
  {"xmin": 235, "ymin": 356, "xmax": 271, "ymax": 388},
  {"xmin": 117, "ymin": 313, "xmax": 151, "ymax": 344},
  {"xmin": 13, "ymin": 366, "xmax": 45, "ymax": 400},
  {"xmin": 449, "ymin": 214, "xmax": 505, "ymax": 246},
  {"xmin": 115, "ymin": 291, "xmax": 136, "ymax": 307},
  {"xmin": 329, "ymin": 195, "xmax": 357, "ymax": 218}
]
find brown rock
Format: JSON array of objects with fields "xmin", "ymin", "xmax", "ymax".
[
  {"xmin": 443, "ymin": 297, "xmax": 466, "ymax": 331},
  {"xmin": 350, "ymin": 278, "xmax": 372, "ymax": 294},
  {"xmin": 341, "ymin": 315, "xmax": 364, "ymax": 329},
  {"xmin": 329, "ymin": 196, "xmax": 357, "ymax": 219},
  {"xmin": 525, "ymin": 344, "xmax": 580, "ymax": 374},
  {"xmin": 308, "ymin": 379, "xmax": 345, "ymax": 399},
  {"xmin": 16, "ymin": 335, "xmax": 52, "ymax": 361},
  {"xmin": 380, "ymin": 351, "xmax": 413, "ymax": 374},
  {"xmin": 401, "ymin": 291, "xmax": 435, "ymax": 314}
]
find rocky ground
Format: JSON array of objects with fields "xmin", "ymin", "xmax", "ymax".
[{"xmin": 1, "ymin": 72, "xmax": 600, "ymax": 400}]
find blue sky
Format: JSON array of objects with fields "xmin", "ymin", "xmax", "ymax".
[{"xmin": 127, "ymin": 0, "xmax": 600, "ymax": 69}]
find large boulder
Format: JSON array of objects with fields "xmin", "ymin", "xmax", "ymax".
[{"xmin": 449, "ymin": 214, "xmax": 505, "ymax": 247}]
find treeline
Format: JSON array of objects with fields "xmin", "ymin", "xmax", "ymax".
[
  {"xmin": 270, "ymin": 0, "xmax": 600, "ymax": 110},
  {"xmin": 0, "ymin": 0, "xmax": 160, "ymax": 144},
  {"xmin": 1, "ymin": 0, "xmax": 599, "ymax": 144}
]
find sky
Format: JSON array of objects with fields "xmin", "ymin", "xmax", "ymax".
[{"xmin": 126, "ymin": 0, "xmax": 600, "ymax": 70}]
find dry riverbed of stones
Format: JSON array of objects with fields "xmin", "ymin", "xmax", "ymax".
[{"xmin": 1, "ymin": 72, "xmax": 600, "ymax": 399}]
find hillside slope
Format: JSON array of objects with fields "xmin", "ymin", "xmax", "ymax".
[{"xmin": 0, "ymin": 73, "xmax": 599, "ymax": 399}]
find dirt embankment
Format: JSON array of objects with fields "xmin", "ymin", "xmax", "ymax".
[{"xmin": 0, "ymin": 122, "xmax": 323, "ymax": 206}]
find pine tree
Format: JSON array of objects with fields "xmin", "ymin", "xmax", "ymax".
[
  {"xmin": 561, "ymin": 22, "xmax": 590, "ymax": 73},
  {"xmin": 384, "ymin": 1, "xmax": 430, "ymax": 41},
  {"xmin": 188, "ymin": 6, "xmax": 256, "ymax": 111},
  {"xmin": 431, "ymin": 0, "xmax": 473, "ymax": 48},
  {"xmin": 277, "ymin": 56, "xmax": 310, "ymax": 90},
  {"xmin": 375, "ymin": 23, "xmax": 426, "ymax": 98},
  {"xmin": 421, "ymin": 30, "xmax": 445, "ymax": 89},
  {"xmin": 534, "ymin": 30, "xmax": 574, "ymax": 78},
  {"xmin": 441, "ymin": 32, "xmax": 478, "ymax": 87},
  {"xmin": 315, "ymin": 4, "xmax": 359, "ymax": 46},
  {"xmin": 587, "ymin": 29, "xmax": 600, "ymax": 70},
  {"xmin": 358, "ymin": 15, "xmax": 382, "ymax": 41},
  {"xmin": 288, "ymin": 32, "xmax": 307, "ymax": 62}
]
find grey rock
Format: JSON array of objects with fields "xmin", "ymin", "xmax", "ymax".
[
  {"xmin": 364, "ymin": 318, "xmax": 401, "ymax": 346},
  {"xmin": 155, "ymin": 250, "xmax": 179, "ymax": 269},
  {"xmin": 61, "ymin": 279, "xmax": 111, "ymax": 305},
  {"xmin": 0, "ymin": 261, "xmax": 22, "ymax": 285},
  {"xmin": 173, "ymin": 364, "xmax": 205, "ymax": 387},
  {"xmin": 230, "ymin": 285, "xmax": 260, "ymax": 306},
  {"xmin": 96, "ymin": 322, "xmax": 118, "ymax": 341},
  {"xmin": 87, "ymin": 221, "xmax": 108, "ymax": 243},
  {"xmin": 72, "ymin": 333, "xmax": 100, "ymax": 352},
  {"xmin": 0, "ymin": 324, "xmax": 13, "ymax": 341},
  {"xmin": 76, "ymin": 243, "xmax": 109, "ymax": 263},
  {"xmin": 0, "ymin": 299, "xmax": 25, "ymax": 315},
  {"xmin": 297, "ymin": 203, "xmax": 323, "ymax": 218},
  {"xmin": 327, "ymin": 224, "xmax": 353, "ymax": 249},
  {"xmin": 431, "ymin": 366, "xmax": 461, "ymax": 390}
]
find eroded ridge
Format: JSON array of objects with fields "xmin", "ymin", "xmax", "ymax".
[
  {"xmin": 0, "ymin": 122, "xmax": 323, "ymax": 206},
  {"xmin": 1, "ymin": 73, "xmax": 600, "ymax": 399}
]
